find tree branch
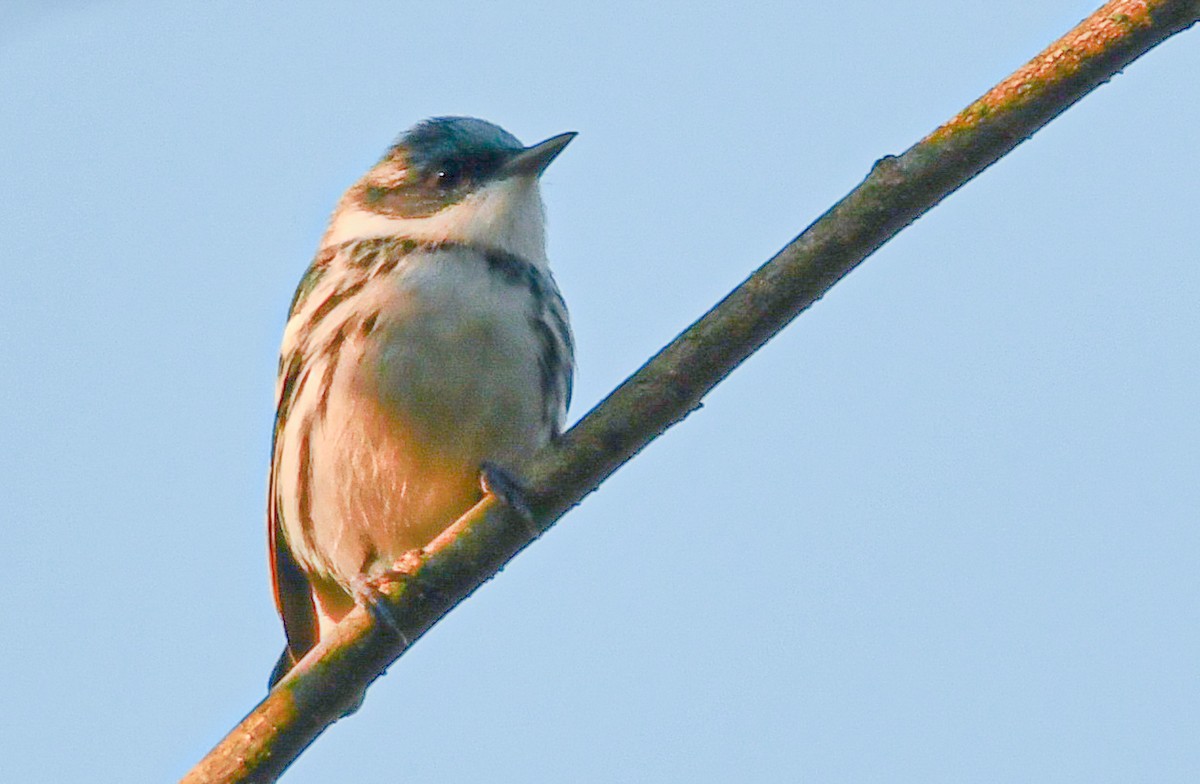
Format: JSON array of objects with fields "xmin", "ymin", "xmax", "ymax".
[{"xmin": 182, "ymin": 2, "xmax": 1200, "ymax": 781}]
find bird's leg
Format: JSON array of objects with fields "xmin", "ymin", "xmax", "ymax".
[
  {"xmin": 352, "ymin": 460, "xmax": 541, "ymax": 643},
  {"xmin": 348, "ymin": 547, "xmax": 427, "ymax": 647},
  {"xmin": 480, "ymin": 460, "xmax": 540, "ymax": 536},
  {"xmin": 350, "ymin": 572, "xmax": 411, "ymax": 647}
]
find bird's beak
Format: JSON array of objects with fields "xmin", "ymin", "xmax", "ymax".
[{"xmin": 502, "ymin": 132, "xmax": 577, "ymax": 178}]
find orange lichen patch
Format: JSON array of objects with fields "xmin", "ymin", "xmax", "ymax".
[{"xmin": 925, "ymin": 0, "xmax": 1158, "ymax": 144}]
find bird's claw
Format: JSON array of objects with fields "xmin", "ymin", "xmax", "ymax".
[
  {"xmin": 351, "ymin": 574, "xmax": 410, "ymax": 647},
  {"xmin": 480, "ymin": 460, "xmax": 539, "ymax": 535}
]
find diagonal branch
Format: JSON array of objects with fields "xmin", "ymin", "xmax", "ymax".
[{"xmin": 182, "ymin": 2, "xmax": 1200, "ymax": 781}]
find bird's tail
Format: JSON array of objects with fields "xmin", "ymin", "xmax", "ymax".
[{"xmin": 268, "ymin": 647, "xmax": 298, "ymax": 689}]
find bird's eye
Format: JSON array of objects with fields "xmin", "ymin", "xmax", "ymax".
[{"xmin": 433, "ymin": 162, "xmax": 462, "ymax": 189}]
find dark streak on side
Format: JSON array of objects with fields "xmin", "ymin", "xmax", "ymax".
[
  {"xmin": 374, "ymin": 254, "xmax": 402, "ymax": 277},
  {"xmin": 274, "ymin": 349, "xmax": 308, "ymax": 447},
  {"xmin": 530, "ymin": 314, "xmax": 564, "ymax": 431},
  {"xmin": 481, "ymin": 247, "xmax": 531, "ymax": 286},
  {"xmin": 305, "ymin": 278, "xmax": 368, "ymax": 336},
  {"xmin": 360, "ymin": 311, "xmax": 381, "ymax": 338},
  {"xmin": 296, "ymin": 422, "xmax": 316, "ymax": 555},
  {"xmin": 475, "ymin": 246, "xmax": 575, "ymax": 432},
  {"xmin": 315, "ymin": 322, "xmax": 350, "ymax": 422},
  {"xmin": 349, "ymin": 243, "xmax": 381, "ymax": 269},
  {"xmin": 289, "ymin": 248, "xmax": 336, "ymax": 318},
  {"xmin": 547, "ymin": 290, "xmax": 574, "ymax": 357}
]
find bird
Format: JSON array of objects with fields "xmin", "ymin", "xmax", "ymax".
[{"xmin": 266, "ymin": 117, "xmax": 575, "ymax": 687}]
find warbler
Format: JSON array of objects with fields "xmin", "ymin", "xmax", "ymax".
[{"xmin": 267, "ymin": 117, "xmax": 575, "ymax": 686}]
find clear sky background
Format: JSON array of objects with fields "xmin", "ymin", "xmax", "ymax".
[{"xmin": 2, "ymin": 2, "xmax": 1197, "ymax": 782}]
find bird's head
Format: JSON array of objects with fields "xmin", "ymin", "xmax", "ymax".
[{"xmin": 323, "ymin": 117, "xmax": 575, "ymax": 264}]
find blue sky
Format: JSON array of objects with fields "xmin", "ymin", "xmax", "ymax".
[{"xmin": 2, "ymin": 2, "xmax": 1197, "ymax": 782}]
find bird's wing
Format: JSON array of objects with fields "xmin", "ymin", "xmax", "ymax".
[
  {"xmin": 266, "ymin": 255, "xmax": 332, "ymax": 687},
  {"xmin": 267, "ymin": 437, "xmax": 318, "ymax": 687}
]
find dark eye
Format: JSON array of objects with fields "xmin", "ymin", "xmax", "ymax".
[{"xmin": 433, "ymin": 161, "xmax": 463, "ymax": 190}]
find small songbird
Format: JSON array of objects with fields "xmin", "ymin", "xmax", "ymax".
[{"xmin": 267, "ymin": 117, "xmax": 575, "ymax": 686}]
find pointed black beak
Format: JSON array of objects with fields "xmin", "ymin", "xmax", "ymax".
[{"xmin": 501, "ymin": 131, "xmax": 577, "ymax": 178}]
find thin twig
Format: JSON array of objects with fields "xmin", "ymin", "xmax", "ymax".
[{"xmin": 181, "ymin": 2, "xmax": 1200, "ymax": 781}]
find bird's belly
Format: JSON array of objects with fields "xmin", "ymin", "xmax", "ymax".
[{"xmin": 285, "ymin": 292, "xmax": 546, "ymax": 587}]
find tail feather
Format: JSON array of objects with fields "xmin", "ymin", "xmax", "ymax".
[{"xmin": 268, "ymin": 647, "xmax": 298, "ymax": 689}]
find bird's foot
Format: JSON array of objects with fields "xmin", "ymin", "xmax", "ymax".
[
  {"xmin": 480, "ymin": 460, "xmax": 539, "ymax": 536},
  {"xmin": 351, "ymin": 573, "xmax": 410, "ymax": 647}
]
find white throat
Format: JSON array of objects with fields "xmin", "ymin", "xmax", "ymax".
[{"xmin": 322, "ymin": 176, "xmax": 549, "ymax": 266}]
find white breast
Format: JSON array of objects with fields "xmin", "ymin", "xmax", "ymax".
[{"xmin": 277, "ymin": 245, "xmax": 550, "ymax": 586}]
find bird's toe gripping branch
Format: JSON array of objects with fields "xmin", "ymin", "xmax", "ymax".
[
  {"xmin": 480, "ymin": 460, "xmax": 539, "ymax": 535},
  {"xmin": 350, "ymin": 574, "xmax": 411, "ymax": 648}
]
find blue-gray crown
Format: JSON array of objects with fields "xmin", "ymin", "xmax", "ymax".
[{"xmin": 396, "ymin": 117, "xmax": 523, "ymax": 171}]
